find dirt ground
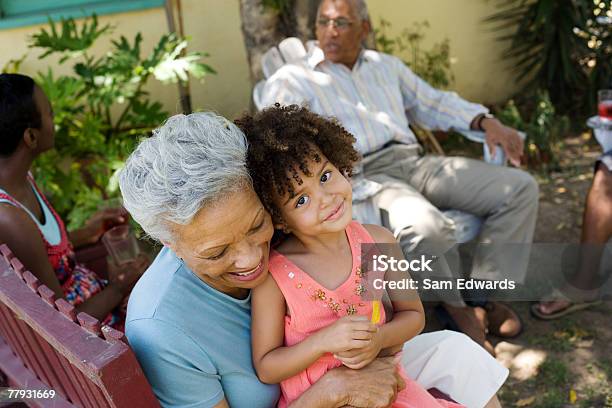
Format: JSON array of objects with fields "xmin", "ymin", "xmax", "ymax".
[{"xmin": 433, "ymin": 133, "xmax": 612, "ymax": 407}]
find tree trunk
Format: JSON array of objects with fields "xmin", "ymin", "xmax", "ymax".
[
  {"xmin": 239, "ymin": 0, "xmax": 375, "ymax": 86},
  {"xmin": 292, "ymin": 0, "xmax": 319, "ymax": 42},
  {"xmin": 239, "ymin": 0, "xmax": 285, "ymax": 85}
]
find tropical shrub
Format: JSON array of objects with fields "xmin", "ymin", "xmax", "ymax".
[
  {"xmin": 496, "ymin": 89, "xmax": 569, "ymax": 171},
  {"xmin": 486, "ymin": 0, "xmax": 611, "ymax": 118},
  {"xmin": 375, "ymin": 19, "xmax": 454, "ymax": 89},
  {"xmin": 23, "ymin": 14, "xmax": 214, "ymax": 229}
]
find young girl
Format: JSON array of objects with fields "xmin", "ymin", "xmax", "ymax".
[{"xmin": 236, "ymin": 104, "xmax": 464, "ymax": 408}]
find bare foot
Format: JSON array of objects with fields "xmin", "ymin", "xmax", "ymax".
[{"xmin": 535, "ymin": 300, "xmax": 572, "ymax": 316}]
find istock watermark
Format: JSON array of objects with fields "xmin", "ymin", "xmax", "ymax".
[
  {"xmin": 372, "ymin": 254, "xmax": 435, "ymax": 273},
  {"xmin": 358, "ymin": 243, "xmax": 612, "ymax": 302}
]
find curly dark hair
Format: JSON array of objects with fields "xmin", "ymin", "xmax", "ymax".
[
  {"xmin": 235, "ymin": 104, "xmax": 360, "ymax": 224},
  {"xmin": 0, "ymin": 74, "xmax": 41, "ymax": 157}
]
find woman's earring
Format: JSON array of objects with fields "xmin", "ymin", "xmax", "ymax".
[{"xmin": 281, "ymin": 224, "xmax": 291, "ymax": 234}]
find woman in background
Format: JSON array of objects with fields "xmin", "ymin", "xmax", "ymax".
[{"xmin": 0, "ymin": 73, "xmax": 146, "ymax": 329}]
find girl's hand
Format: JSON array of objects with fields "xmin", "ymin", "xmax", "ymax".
[
  {"xmin": 334, "ymin": 329, "xmax": 384, "ymax": 369},
  {"xmin": 313, "ymin": 316, "xmax": 378, "ymax": 355}
]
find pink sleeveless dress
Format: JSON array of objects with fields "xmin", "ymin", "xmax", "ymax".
[{"xmin": 268, "ymin": 221, "xmax": 464, "ymax": 408}]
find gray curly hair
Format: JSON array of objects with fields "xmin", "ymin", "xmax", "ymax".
[{"xmin": 119, "ymin": 112, "xmax": 251, "ymax": 243}]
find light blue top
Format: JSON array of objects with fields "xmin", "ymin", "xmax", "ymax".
[
  {"xmin": 126, "ymin": 247, "xmax": 280, "ymax": 408},
  {"xmin": 0, "ymin": 182, "xmax": 61, "ymax": 245}
]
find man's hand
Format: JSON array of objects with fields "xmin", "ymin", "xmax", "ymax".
[
  {"xmin": 334, "ymin": 329, "xmax": 384, "ymax": 369},
  {"xmin": 482, "ymin": 118, "xmax": 524, "ymax": 167}
]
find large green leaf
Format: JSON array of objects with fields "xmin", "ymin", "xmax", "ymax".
[{"xmin": 26, "ymin": 13, "xmax": 216, "ymax": 228}]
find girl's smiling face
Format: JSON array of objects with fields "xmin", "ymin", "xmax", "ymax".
[{"xmin": 274, "ymin": 150, "xmax": 353, "ymax": 238}]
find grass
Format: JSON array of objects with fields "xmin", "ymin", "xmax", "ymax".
[
  {"xmin": 578, "ymin": 387, "xmax": 612, "ymax": 408},
  {"xmin": 528, "ymin": 319, "xmax": 595, "ymax": 352},
  {"xmin": 537, "ymin": 359, "xmax": 569, "ymax": 388},
  {"xmin": 597, "ymin": 358, "xmax": 612, "ymax": 381},
  {"xmin": 500, "ymin": 340, "xmax": 612, "ymax": 407}
]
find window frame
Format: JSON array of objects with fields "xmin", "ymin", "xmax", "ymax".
[{"xmin": 0, "ymin": 0, "xmax": 165, "ymax": 30}]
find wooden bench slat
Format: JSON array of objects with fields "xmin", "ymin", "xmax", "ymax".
[
  {"xmin": 70, "ymin": 367, "xmax": 97, "ymax": 408},
  {"xmin": 29, "ymin": 329, "xmax": 67, "ymax": 395},
  {"xmin": 0, "ymin": 305, "xmax": 45, "ymax": 382},
  {"xmin": 76, "ymin": 312, "xmax": 101, "ymax": 336},
  {"xmin": 0, "ymin": 243, "xmax": 15, "ymax": 263},
  {"xmin": 0, "ymin": 250, "xmax": 160, "ymax": 407},
  {"xmin": 23, "ymin": 270, "xmax": 42, "ymax": 292},
  {"xmin": 54, "ymin": 298, "xmax": 77, "ymax": 322},
  {"xmin": 9, "ymin": 257, "xmax": 25, "ymax": 277},
  {"xmin": 57, "ymin": 356, "xmax": 88, "ymax": 407},
  {"xmin": 101, "ymin": 326, "xmax": 126, "ymax": 344},
  {"xmin": 84, "ymin": 375, "xmax": 109, "ymax": 408},
  {"xmin": 14, "ymin": 318, "xmax": 55, "ymax": 387},
  {"xmin": 34, "ymin": 334, "xmax": 74, "ymax": 400},
  {"xmin": 37, "ymin": 285, "xmax": 57, "ymax": 306},
  {"xmin": 0, "ymin": 336, "xmax": 73, "ymax": 408}
]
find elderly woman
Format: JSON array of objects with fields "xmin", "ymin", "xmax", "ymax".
[{"xmin": 119, "ymin": 112, "xmax": 508, "ymax": 408}]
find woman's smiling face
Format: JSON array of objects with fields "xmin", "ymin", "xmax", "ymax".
[{"xmin": 168, "ymin": 186, "xmax": 274, "ymax": 299}]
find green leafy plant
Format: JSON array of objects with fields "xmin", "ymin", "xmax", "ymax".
[
  {"xmin": 496, "ymin": 89, "xmax": 569, "ymax": 171},
  {"xmin": 485, "ymin": 0, "xmax": 611, "ymax": 117},
  {"xmin": 262, "ymin": 0, "xmax": 292, "ymax": 13},
  {"xmin": 1, "ymin": 54, "xmax": 28, "ymax": 74},
  {"xmin": 577, "ymin": 5, "xmax": 612, "ymax": 115},
  {"xmin": 375, "ymin": 19, "xmax": 454, "ymax": 89},
  {"xmin": 26, "ymin": 14, "xmax": 215, "ymax": 229}
]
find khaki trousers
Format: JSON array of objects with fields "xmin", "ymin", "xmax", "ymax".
[{"xmin": 362, "ymin": 144, "xmax": 539, "ymax": 305}]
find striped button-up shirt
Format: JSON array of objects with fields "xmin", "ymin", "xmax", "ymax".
[{"xmin": 261, "ymin": 45, "xmax": 488, "ymax": 156}]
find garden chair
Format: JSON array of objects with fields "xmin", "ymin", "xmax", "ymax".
[
  {"xmin": 252, "ymin": 37, "xmax": 526, "ymax": 243},
  {"xmin": 0, "ymin": 244, "xmax": 159, "ymax": 408}
]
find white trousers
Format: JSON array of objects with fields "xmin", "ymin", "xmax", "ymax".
[{"xmin": 402, "ymin": 330, "xmax": 508, "ymax": 408}]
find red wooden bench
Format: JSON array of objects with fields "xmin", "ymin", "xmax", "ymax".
[{"xmin": 0, "ymin": 244, "xmax": 159, "ymax": 408}]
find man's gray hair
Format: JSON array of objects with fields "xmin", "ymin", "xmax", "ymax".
[
  {"xmin": 119, "ymin": 112, "xmax": 251, "ymax": 243},
  {"xmin": 317, "ymin": 0, "xmax": 369, "ymax": 21}
]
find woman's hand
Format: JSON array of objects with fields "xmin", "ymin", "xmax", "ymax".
[
  {"xmin": 334, "ymin": 329, "xmax": 384, "ymax": 369},
  {"xmin": 313, "ymin": 316, "xmax": 378, "ymax": 355},
  {"xmin": 107, "ymin": 254, "xmax": 149, "ymax": 296},
  {"xmin": 81, "ymin": 207, "xmax": 129, "ymax": 245},
  {"xmin": 289, "ymin": 357, "xmax": 405, "ymax": 408},
  {"xmin": 323, "ymin": 357, "xmax": 405, "ymax": 408},
  {"xmin": 70, "ymin": 207, "xmax": 129, "ymax": 248}
]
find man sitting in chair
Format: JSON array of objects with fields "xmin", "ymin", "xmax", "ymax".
[{"xmin": 260, "ymin": 0, "xmax": 539, "ymax": 354}]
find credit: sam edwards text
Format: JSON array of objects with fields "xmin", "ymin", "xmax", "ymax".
[{"xmin": 372, "ymin": 278, "xmax": 517, "ymax": 290}]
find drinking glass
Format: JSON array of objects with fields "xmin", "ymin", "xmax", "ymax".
[
  {"xmin": 102, "ymin": 225, "xmax": 140, "ymax": 265},
  {"xmin": 598, "ymin": 89, "xmax": 612, "ymax": 122}
]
